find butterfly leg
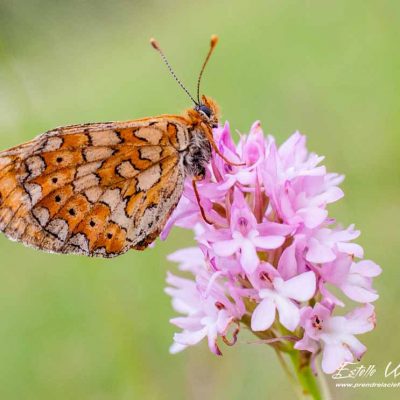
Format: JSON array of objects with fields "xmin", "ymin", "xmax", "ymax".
[
  {"xmin": 201, "ymin": 123, "xmax": 245, "ymax": 167},
  {"xmin": 192, "ymin": 177, "xmax": 212, "ymax": 225}
]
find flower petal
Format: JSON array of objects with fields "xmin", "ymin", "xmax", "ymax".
[
  {"xmin": 343, "ymin": 335, "xmax": 367, "ymax": 360},
  {"xmin": 169, "ymin": 342, "xmax": 187, "ymax": 354},
  {"xmin": 297, "ymin": 207, "xmax": 328, "ymax": 229},
  {"xmin": 306, "ymin": 238, "xmax": 336, "ymax": 263},
  {"xmin": 294, "ymin": 334, "xmax": 319, "ymax": 353},
  {"xmin": 213, "ymin": 239, "xmax": 241, "ymax": 257},
  {"xmin": 167, "ymin": 247, "xmax": 205, "ymax": 271},
  {"xmin": 345, "ymin": 304, "xmax": 375, "ymax": 334},
  {"xmin": 337, "ymin": 242, "xmax": 364, "ymax": 258},
  {"xmin": 351, "ymin": 260, "xmax": 382, "ymax": 277},
  {"xmin": 275, "ymin": 296, "xmax": 300, "ymax": 331},
  {"xmin": 321, "ymin": 254, "xmax": 352, "ymax": 285},
  {"xmin": 207, "ymin": 326, "xmax": 222, "ymax": 355},
  {"xmin": 322, "ymin": 343, "xmax": 354, "ymax": 374},
  {"xmin": 278, "ymin": 242, "xmax": 298, "ymax": 280},
  {"xmin": 240, "ymin": 239, "xmax": 260, "ymax": 274},
  {"xmin": 174, "ymin": 327, "xmax": 208, "ymax": 346},
  {"xmin": 278, "ymin": 271, "xmax": 316, "ymax": 302},
  {"xmin": 251, "ymin": 299, "xmax": 276, "ymax": 331},
  {"xmin": 341, "ymin": 283, "xmax": 379, "ymax": 303},
  {"xmin": 252, "ymin": 235, "xmax": 285, "ymax": 250}
]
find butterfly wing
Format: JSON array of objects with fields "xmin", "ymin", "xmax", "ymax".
[{"xmin": 0, "ymin": 117, "xmax": 190, "ymax": 257}]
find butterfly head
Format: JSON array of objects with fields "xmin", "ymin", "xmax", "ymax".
[{"xmin": 194, "ymin": 95, "xmax": 219, "ymax": 128}]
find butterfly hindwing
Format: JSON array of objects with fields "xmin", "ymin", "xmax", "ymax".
[{"xmin": 0, "ymin": 117, "xmax": 189, "ymax": 257}]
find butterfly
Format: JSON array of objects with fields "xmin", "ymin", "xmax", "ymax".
[{"xmin": 0, "ymin": 35, "xmax": 238, "ymax": 258}]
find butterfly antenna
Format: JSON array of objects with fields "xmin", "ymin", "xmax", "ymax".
[
  {"xmin": 150, "ymin": 38, "xmax": 198, "ymax": 106},
  {"xmin": 196, "ymin": 35, "xmax": 218, "ymax": 104}
]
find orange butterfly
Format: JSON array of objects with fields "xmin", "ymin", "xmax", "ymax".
[{"xmin": 0, "ymin": 35, "xmax": 236, "ymax": 258}]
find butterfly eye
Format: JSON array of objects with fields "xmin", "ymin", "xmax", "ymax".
[{"xmin": 197, "ymin": 105, "xmax": 212, "ymax": 118}]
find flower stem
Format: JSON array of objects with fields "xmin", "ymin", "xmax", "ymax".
[{"xmin": 287, "ymin": 350, "xmax": 324, "ymax": 400}]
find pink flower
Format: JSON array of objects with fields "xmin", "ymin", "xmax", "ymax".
[
  {"xmin": 164, "ymin": 121, "xmax": 380, "ymax": 374},
  {"xmin": 295, "ymin": 303, "xmax": 376, "ymax": 373},
  {"xmin": 262, "ymin": 136, "xmax": 344, "ymax": 231},
  {"xmin": 166, "ymin": 270, "xmax": 243, "ymax": 355},
  {"xmin": 211, "ymin": 190, "xmax": 287, "ymax": 274},
  {"xmin": 250, "ymin": 263, "xmax": 316, "ymax": 331},
  {"xmin": 167, "ymin": 247, "xmax": 206, "ymax": 273},
  {"xmin": 215, "ymin": 122, "xmax": 266, "ymax": 191},
  {"xmin": 304, "ymin": 225, "xmax": 364, "ymax": 264},
  {"xmin": 320, "ymin": 255, "xmax": 381, "ymax": 303}
]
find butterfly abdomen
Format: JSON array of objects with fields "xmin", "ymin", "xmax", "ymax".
[{"xmin": 182, "ymin": 128, "xmax": 212, "ymax": 178}]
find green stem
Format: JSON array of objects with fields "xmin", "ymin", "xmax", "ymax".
[{"xmin": 287, "ymin": 350, "xmax": 323, "ymax": 400}]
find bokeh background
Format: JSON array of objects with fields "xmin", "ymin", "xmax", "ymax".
[{"xmin": 0, "ymin": 1, "xmax": 399, "ymax": 399}]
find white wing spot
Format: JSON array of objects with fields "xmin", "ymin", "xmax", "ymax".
[
  {"xmin": 43, "ymin": 137, "xmax": 63, "ymax": 152},
  {"xmin": 32, "ymin": 207, "xmax": 50, "ymax": 226},
  {"xmin": 93, "ymin": 247, "xmax": 107, "ymax": 256},
  {"xmin": 135, "ymin": 127, "xmax": 163, "ymax": 145},
  {"xmin": 73, "ymin": 173, "xmax": 100, "ymax": 192},
  {"xmin": 99, "ymin": 188, "xmax": 121, "ymax": 210},
  {"xmin": 83, "ymin": 147, "xmax": 114, "ymax": 162},
  {"xmin": 68, "ymin": 233, "xmax": 89, "ymax": 253},
  {"xmin": 76, "ymin": 161, "xmax": 102, "ymax": 178},
  {"xmin": 47, "ymin": 218, "xmax": 69, "ymax": 241},
  {"xmin": 89, "ymin": 130, "xmax": 121, "ymax": 146},
  {"xmin": 116, "ymin": 161, "xmax": 139, "ymax": 179},
  {"xmin": 111, "ymin": 201, "xmax": 131, "ymax": 230},
  {"xmin": 137, "ymin": 164, "xmax": 161, "ymax": 191},
  {"xmin": 25, "ymin": 156, "xmax": 45, "ymax": 179},
  {"xmin": 24, "ymin": 183, "xmax": 42, "ymax": 205},
  {"xmin": 84, "ymin": 187, "xmax": 103, "ymax": 203},
  {"xmin": 139, "ymin": 146, "xmax": 162, "ymax": 162}
]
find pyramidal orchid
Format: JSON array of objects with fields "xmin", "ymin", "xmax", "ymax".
[{"xmin": 162, "ymin": 121, "xmax": 380, "ymax": 399}]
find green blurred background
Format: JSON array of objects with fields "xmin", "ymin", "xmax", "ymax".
[{"xmin": 0, "ymin": 1, "xmax": 399, "ymax": 398}]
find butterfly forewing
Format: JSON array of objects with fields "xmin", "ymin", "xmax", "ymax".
[{"xmin": 0, "ymin": 118, "xmax": 190, "ymax": 257}]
